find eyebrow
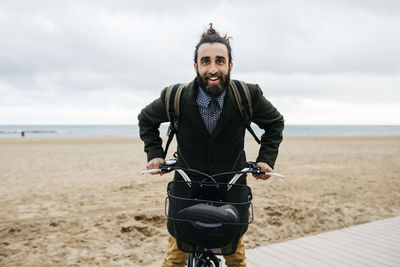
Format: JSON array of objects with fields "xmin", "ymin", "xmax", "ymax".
[{"xmin": 200, "ymin": 56, "xmax": 226, "ymax": 61}]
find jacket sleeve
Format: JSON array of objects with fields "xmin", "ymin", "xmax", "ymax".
[
  {"xmin": 137, "ymin": 88, "xmax": 169, "ymax": 161},
  {"xmin": 250, "ymin": 84, "xmax": 284, "ymax": 168}
]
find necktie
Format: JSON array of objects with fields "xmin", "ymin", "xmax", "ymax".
[{"xmin": 207, "ymin": 98, "xmax": 219, "ymax": 134}]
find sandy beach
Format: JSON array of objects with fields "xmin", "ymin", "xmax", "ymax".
[{"xmin": 0, "ymin": 135, "xmax": 399, "ymax": 266}]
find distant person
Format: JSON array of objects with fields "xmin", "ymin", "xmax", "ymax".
[
  {"xmin": 21, "ymin": 131, "xmax": 25, "ymax": 137},
  {"xmin": 138, "ymin": 24, "xmax": 284, "ymax": 266}
]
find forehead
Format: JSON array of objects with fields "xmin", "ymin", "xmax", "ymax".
[{"xmin": 197, "ymin": 42, "xmax": 229, "ymax": 60}]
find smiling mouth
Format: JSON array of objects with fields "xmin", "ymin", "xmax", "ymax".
[{"xmin": 208, "ymin": 77, "xmax": 219, "ymax": 82}]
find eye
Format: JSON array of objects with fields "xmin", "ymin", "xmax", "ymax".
[
  {"xmin": 216, "ymin": 58, "xmax": 225, "ymax": 64},
  {"xmin": 201, "ymin": 58, "xmax": 210, "ymax": 64}
]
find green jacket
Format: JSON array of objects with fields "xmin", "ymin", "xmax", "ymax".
[
  {"xmin": 138, "ymin": 78, "xmax": 284, "ymax": 182},
  {"xmin": 138, "ymin": 78, "xmax": 284, "ymax": 237}
]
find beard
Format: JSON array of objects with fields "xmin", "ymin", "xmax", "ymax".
[{"xmin": 196, "ymin": 69, "xmax": 231, "ymax": 98}]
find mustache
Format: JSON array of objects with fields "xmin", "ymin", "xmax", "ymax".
[{"xmin": 204, "ymin": 73, "xmax": 223, "ymax": 79}]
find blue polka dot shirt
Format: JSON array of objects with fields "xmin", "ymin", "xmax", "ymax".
[{"xmin": 196, "ymin": 87, "xmax": 226, "ymax": 134}]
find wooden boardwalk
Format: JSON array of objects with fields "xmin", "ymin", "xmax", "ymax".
[{"xmin": 244, "ymin": 216, "xmax": 400, "ymax": 267}]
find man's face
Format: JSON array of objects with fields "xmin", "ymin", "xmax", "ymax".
[{"xmin": 194, "ymin": 42, "xmax": 233, "ymax": 97}]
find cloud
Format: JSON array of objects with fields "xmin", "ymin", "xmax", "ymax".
[
  {"xmin": 230, "ymin": 1, "xmax": 400, "ymax": 74},
  {"xmin": 276, "ymin": 98, "xmax": 400, "ymax": 125},
  {"xmin": 0, "ymin": 0, "xmax": 399, "ymax": 124},
  {"xmin": 235, "ymin": 72, "xmax": 400, "ymax": 103}
]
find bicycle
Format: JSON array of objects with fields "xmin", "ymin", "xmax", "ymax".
[{"xmin": 142, "ymin": 159, "xmax": 284, "ymax": 267}]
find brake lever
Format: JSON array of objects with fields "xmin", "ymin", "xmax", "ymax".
[
  {"xmin": 246, "ymin": 161, "xmax": 285, "ymax": 178},
  {"xmin": 159, "ymin": 158, "xmax": 177, "ymax": 172},
  {"xmin": 246, "ymin": 161, "xmax": 262, "ymax": 174}
]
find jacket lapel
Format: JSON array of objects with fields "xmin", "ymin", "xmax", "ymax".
[
  {"xmin": 181, "ymin": 79, "xmax": 211, "ymax": 137},
  {"xmin": 212, "ymin": 84, "xmax": 236, "ymax": 138}
]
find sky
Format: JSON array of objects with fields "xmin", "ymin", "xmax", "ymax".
[{"xmin": 1, "ymin": 0, "xmax": 399, "ymax": 125}]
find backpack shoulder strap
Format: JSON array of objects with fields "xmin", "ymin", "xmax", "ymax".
[
  {"xmin": 165, "ymin": 83, "xmax": 186, "ymax": 130},
  {"xmin": 164, "ymin": 83, "xmax": 187, "ymax": 157},
  {"xmin": 230, "ymin": 80, "xmax": 261, "ymax": 144},
  {"xmin": 230, "ymin": 80, "xmax": 253, "ymax": 119}
]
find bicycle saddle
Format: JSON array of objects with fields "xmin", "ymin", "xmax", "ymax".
[{"xmin": 176, "ymin": 204, "xmax": 240, "ymax": 248}]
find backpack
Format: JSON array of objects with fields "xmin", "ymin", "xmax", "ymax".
[{"xmin": 163, "ymin": 80, "xmax": 261, "ymax": 157}]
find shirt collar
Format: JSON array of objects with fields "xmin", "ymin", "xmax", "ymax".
[{"xmin": 197, "ymin": 86, "xmax": 226, "ymax": 108}]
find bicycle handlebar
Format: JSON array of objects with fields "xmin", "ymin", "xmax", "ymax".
[{"xmin": 141, "ymin": 159, "xmax": 285, "ymax": 187}]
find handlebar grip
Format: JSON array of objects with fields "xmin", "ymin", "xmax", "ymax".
[
  {"xmin": 265, "ymin": 172, "xmax": 285, "ymax": 178},
  {"xmin": 141, "ymin": 169, "xmax": 161, "ymax": 174},
  {"xmin": 141, "ymin": 159, "xmax": 177, "ymax": 174},
  {"xmin": 140, "ymin": 169, "xmax": 161, "ymax": 174}
]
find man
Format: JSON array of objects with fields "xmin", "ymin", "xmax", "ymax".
[{"xmin": 138, "ymin": 24, "xmax": 284, "ymax": 267}]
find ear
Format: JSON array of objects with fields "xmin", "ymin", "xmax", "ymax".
[
  {"xmin": 194, "ymin": 62, "xmax": 198, "ymax": 73},
  {"xmin": 229, "ymin": 61, "xmax": 233, "ymax": 71}
]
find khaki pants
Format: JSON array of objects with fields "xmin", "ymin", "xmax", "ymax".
[{"xmin": 162, "ymin": 235, "xmax": 247, "ymax": 267}]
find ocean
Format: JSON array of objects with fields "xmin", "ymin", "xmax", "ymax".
[{"xmin": 1, "ymin": 124, "xmax": 399, "ymax": 138}]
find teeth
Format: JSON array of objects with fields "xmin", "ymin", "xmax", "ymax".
[{"xmin": 209, "ymin": 77, "xmax": 218, "ymax": 81}]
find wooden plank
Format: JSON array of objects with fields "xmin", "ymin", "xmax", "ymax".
[
  {"xmin": 367, "ymin": 219, "xmax": 400, "ymax": 230},
  {"xmin": 340, "ymin": 228, "xmax": 400, "ymax": 255},
  {"xmin": 354, "ymin": 217, "xmax": 400, "ymax": 231},
  {"xmin": 289, "ymin": 236, "xmax": 372, "ymax": 267},
  {"xmin": 341, "ymin": 225, "xmax": 400, "ymax": 245},
  {"xmin": 320, "ymin": 227, "xmax": 400, "ymax": 257},
  {"xmin": 257, "ymin": 244, "xmax": 315, "ymax": 266},
  {"xmin": 322, "ymin": 228, "xmax": 399, "ymax": 256},
  {"xmin": 246, "ymin": 248, "xmax": 296, "ymax": 267},
  {"xmin": 347, "ymin": 223, "xmax": 400, "ymax": 240},
  {"xmin": 279, "ymin": 240, "xmax": 346, "ymax": 266},
  {"xmin": 307, "ymin": 234, "xmax": 394, "ymax": 266},
  {"xmin": 352, "ymin": 223, "xmax": 400, "ymax": 238},
  {"xmin": 383, "ymin": 217, "xmax": 400, "ymax": 227},
  {"xmin": 245, "ymin": 216, "xmax": 400, "ymax": 267},
  {"xmin": 313, "ymin": 231, "xmax": 399, "ymax": 266},
  {"xmin": 291, "ymin": 235, "xmax": 379, "ymax": 267}
]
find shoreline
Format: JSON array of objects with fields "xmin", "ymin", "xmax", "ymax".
[{"xmin": 0, "ymin": 134, "xmax": 400, "ymax": 142}]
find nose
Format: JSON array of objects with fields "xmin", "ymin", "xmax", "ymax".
[{"xmin": 209, "ymin": 62, "xmax": 218, "ymax": 74}]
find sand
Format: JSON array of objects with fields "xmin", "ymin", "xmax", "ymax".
[{"xmin": 0, "ymin": 136, "xmax": 399, "ymax": 266}]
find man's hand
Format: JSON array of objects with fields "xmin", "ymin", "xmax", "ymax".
[
  {"xmin": 146, "ymin": 157, "xmax": 166, "ymax": 175},
  {"xmin": 252, "ymin": 162, "xmax": 273, "ymax": 180}
]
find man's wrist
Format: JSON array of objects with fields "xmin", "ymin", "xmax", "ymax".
[
  {"xmin": 147, "ymin": 148, "xmax": 165, "ymax": 162},
  {"xmin": 256, "ymin": 156, "xmax": 274, "ymax": 169}
]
